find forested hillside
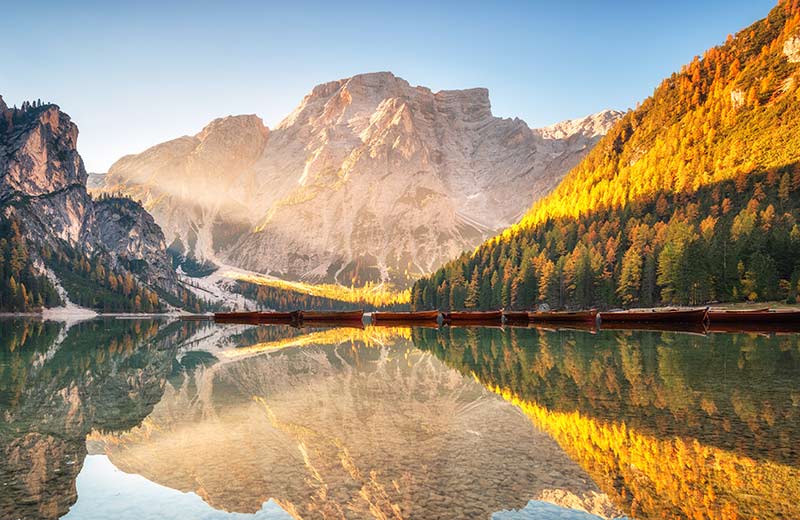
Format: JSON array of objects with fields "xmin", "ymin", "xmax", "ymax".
[
  {"xmin": 412, "ymin": 0, "xmax": 800, "ymax": 311},
  {"xmin": 0, "ymin": 100, "xmax": 209, "ymax": 313}
]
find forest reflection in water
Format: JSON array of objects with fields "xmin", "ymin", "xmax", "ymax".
[
  {"xmin": 414, "ymin": 326, "xmax": 800, "ymax": 519},
  {"xmin": 0, "ymin": 318, "xmax": 798, "ymax": 520}
]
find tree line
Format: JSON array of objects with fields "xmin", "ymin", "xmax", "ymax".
[
  {"xmin": 412, "ymin": 167, "xmax": 800, "ymax": 310},
  {"xmin": 412, "ymin": 1, "xmax": 800, "ymax": 311},
  {"xmin": 0, "ymin": 215, "xmax": 209, "ymax": 313}
]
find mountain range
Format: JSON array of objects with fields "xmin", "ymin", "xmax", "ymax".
[
  {"xmin": 99, "ymin": 72, "xmax": 620, "ymax": 287},
  {"xmin": 5, "ymin": 2, "xmax": 798, "ymax": 313}
]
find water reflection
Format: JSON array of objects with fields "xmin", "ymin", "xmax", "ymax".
[
  {"xmin": 413, "ymin": 327, "xmax": 800, "ymax": 519},
  {"xmin": 0, "ymin": 318, "xmax": 200, "ymax": 520},
  {"xmin": 1, "ymin": 319, "xmax": 798, "ymax": 519},
  {"xmin": 89, "ymin": 325, "xmax": 617, "ymax": 519}
]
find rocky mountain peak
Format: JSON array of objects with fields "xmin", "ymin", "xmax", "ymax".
[
  {"xmin": 0, "ymin": 102, "xmax": 86, "ymax": 200},
  {"xmin": 0, "ymin": 95, "xmax": 186, "ymax": 308},
  {"xmin": 536, "ymin": 109, "xmax": 624, "ymax": 141},
  {"xmin": 196, "ymin": 114, "xmax": 268, "ymax": 142},
  {"xmin": 191, "ymin": 114, "xmax": 269, "ymax": 174},
  {"xmin": 434, "ymin": 87, "xmax": 492, "ymax": 121},
  {"xmin": 100, "ymin": 74, "xmax": 622, "ymax": 287}
]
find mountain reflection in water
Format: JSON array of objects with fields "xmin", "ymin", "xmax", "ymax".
[{"xmin": 0, "ymin": 319, "xmax": 798, "ymax": 519}]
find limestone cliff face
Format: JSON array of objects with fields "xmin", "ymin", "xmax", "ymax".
[
  {"xmin": 102, "ymin": 72, "xmax": 621, "ymax": 286},
  {"xmin": 0, "ymin": 98, "xmax": 179, "ymax": 298},
  {"xmin": 0, "ymin": 99, "xmax": 85, "ymax": 198}
]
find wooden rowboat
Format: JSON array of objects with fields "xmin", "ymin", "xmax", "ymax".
[
  {"xmin": 299, "ymin": 320, "xmax": 365, "ymax": 330},
  {"xmin": 528, "ymin": 310, "xmax": 597, "ymax": 323},
  {"xmin": 371, "ymin": 310, "xmax": 439, "ymax": 324},
  {"xmin": 707, "ymin": 308, "xmax": 800, "ymax": 323},
  {"xmin": 214, "ymin": 311, "xmax": 300, "ymax": 324},
  {"xmin": 502, "ymin": 311, "xmax": 530, "ymax": 323},
  {"xmin": 600, "ymin": 307, "xmax": 708, "ymax": 324},
  {"xmin": 442, "ymin": 310, "xmax": 503, "ymax": 323},
  {"xmin": 214, "ymin": 311, "xmax": 262, "ymax": 321},
  {"xmin": 369, "ymin": 320, "xmax": 440, "ymax": 329},
  {"xmin": 299, "ymin": 310, "xmax": 364, "ymax": 322}
]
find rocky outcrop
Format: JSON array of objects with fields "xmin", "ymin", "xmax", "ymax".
[
  {"xmin": 784, "ymin": 34, "xmax": 800, "ymax": 63},
  {"xmin": 0, "ymin": 99, "xmax": 181, "ymax": 300},
  {"xmin": 0, "ymin": 101, "xmax": 85, "ymax": 199},
  {"xmin": 103, "ymin": 72, "xmax": 621, "ymax": 286}
]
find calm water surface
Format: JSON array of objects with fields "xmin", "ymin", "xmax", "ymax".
[{"xmin": 1, "ymin": 318, "xmax": 798, "ymax": 519}]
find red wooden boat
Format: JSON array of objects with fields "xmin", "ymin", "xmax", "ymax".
[
  {"xmin": 299, "ymin": 310, "xmax": 364, "ymax": 322},
  {"xmin": 214, "ymin": 311, "xmax": 262, "ymax": 321},
  {"xmin": 371, "ymin": 310, "xmax": 439, "ymax": 324},
  {"xmin": 528, "ymin": 310, "xmax": 597, "ymax": 323},
  {"xmin": 442, "ymin": 310, "xmax": 503, "ymax": 323},
  {"xmin": 600, "ymin": 307, "xmax": 708, "ymax": 324},
  {"xmin": 214, "ymin": 311, "xmax": 300, "ymax": 324},
  {"xmin": 298, "ymin": 320, "xmax": 365, "ymax": 330},
  {"xmin": 369, "ymin": 319, "xmax": 439, "ymax": 329},
  {"xmin": 707, "ymin": 308, "xmax": 800, "ymax": 323},
  {"xmin": 707, "ymin": 322, "xmax": 800, "ymax": 334},
  {"xmin": 502, "ymin": 311, "xmax": 530, "ymax": 323}
]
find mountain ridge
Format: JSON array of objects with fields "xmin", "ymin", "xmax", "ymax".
[
  {"xmin": 100, "ymin": 72, "xmax": 621, "ymax": 288},
  {"xmin": 0, "ymin": 98, "xmax": 202, "ymax": 312}
]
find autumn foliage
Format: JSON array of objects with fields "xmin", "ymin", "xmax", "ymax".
[{"xmin": 413, "ymin": 1, "xmax": 800, "ymax": 311}]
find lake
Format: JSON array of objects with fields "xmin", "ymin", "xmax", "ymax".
[{"xmin": 1, "ymin": 318, "xmax": 798, "ymax": 519}]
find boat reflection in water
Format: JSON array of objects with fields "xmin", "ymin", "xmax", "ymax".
[{"xmin": 1, "ymin": 318, "xmax": 799, "ymax": 519}]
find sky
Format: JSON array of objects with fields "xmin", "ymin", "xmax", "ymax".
[{"xmin": 1, "ymin": 0, "xmax": 778, "ymax": 172}]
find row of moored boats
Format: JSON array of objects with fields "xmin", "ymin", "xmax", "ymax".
[{"xmin": 207, "ymin": 307, "xmax": 800, "ymax": 329}]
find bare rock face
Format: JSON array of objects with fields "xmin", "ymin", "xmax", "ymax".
[
  {"xmin": 103, "ymin": 72, "xmax": 621, "ymax": 286},
  {"xmin": 0, "ymin": 103, "xmax": 85, "ymax": 199},
  {"xmin": 0, "ymin": 99, "xmax": 180, "ymax": 298},
  {"xmin": 785, "ymin": 34, "xmax": 800, "ymax": 63},
  {"xmin": 88, "ymin": 198, "xmax": 176, "ymax": 289}
]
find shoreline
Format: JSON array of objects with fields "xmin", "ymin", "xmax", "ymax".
[{"xmin": 0, "ymin": 310, "xmax": 191, "ymax": 320}]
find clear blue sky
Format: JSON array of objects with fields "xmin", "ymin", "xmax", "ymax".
[{"xmin": 1, "ymin": 0, "xmax": 777, "ymax": 172}]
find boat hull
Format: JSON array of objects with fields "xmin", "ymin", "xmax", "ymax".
[
  {"xmin": 528, "ymin": 310, "xmax": 597, "ymax": 323},
  {"xmin": 600, "ymin": 308, "xmax": 708, "ymax": 324},
  {"xmin": 214, "ymin": 311, "xmax": 300, "ymax": 324},
  {"xmin": 502, "ymin": 311, "xmax": 530, "ymax": 323},
  {"xmin": 443, "ymin": 311, "xmax": 503, "ymax": 324},
  {"xmin": 371, "ymin": 311, "xmax": 439, "ymax": 324},
  {"xmin": 299, "ymin": 310, "xmax": 364, "ymax": 322},
  {"xmin": 707, "ymin": 308, "xmax": 800, "ymax": 323}
]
